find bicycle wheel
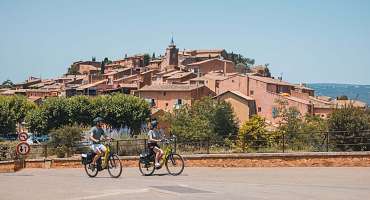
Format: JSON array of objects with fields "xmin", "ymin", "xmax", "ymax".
[
  {"xmin": 165, "ymin": 153, "xmax": 184, "ymax": 176},
  {"xmin": 107, "ymin": 154, "xmax": 122, "ymax": 178},
  {"xmin": 84, "ymin": 163, "xmax": 98, "ymax": 178},
  {"xmin": 138, "ymin": 158, "xmax": 155, "ymax": 176}
]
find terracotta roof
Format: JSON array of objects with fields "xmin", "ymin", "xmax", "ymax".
[
  {"xmin": 138, "ymin": 84, "xmax": 204, "ymax": 92},
  {"xmin": 282, "ymin": 95, "xmax": 312, "ymax": 105},
  {"xmin": 113, "ymin": 74, "xmax": 138, "ymax": 82},
  {"xmin": 215, "ymin": 90, "xmax": 254, "ymax": 101},
  {"xmin": 248, "ymin": 75, "xmax": 295, "ymax": 86},
  {"xmin": 77, "ymin": 79, "xmax": 108, "ymax": 90},
  {"xmin": 166, "ymin": 72, "xmax": 195, "ymax": 80},
  {"xmin": 187, "ymin": 58, "xmax": 233, "ymax": 66},
  {"xmin": 104, "ymin": 68, "xmax": 130, "ymax": 76}
]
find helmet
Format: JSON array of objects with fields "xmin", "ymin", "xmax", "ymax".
[{"xmin": 93, "ymin": 117, "xmax": 103, "ymax": 124}]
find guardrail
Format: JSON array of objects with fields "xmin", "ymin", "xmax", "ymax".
[{"xmin": 2, "ymin": 130, "xmax": 370, "ymax": 160}]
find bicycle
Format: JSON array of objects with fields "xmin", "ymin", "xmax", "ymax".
[
  {"xmin": 139, "ymin": 137, "xmax": 184, "ymax": 176},
  {"xmin": 81, "ymin": 140, "xmax": 123, "ymax": 178}
]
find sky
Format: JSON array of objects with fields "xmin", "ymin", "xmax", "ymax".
[{"xmin": 0, "ymin": 0, "xmax": 370, "ymax": 84}]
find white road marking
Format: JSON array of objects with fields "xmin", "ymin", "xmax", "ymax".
[{"xmin": 69, "ymin": 189, "xmax": 150, "ymax": 200}]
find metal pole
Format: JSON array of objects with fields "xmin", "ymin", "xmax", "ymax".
[
  {"xmin": 206, "ymin": 137, "xmax": 210, "ymax": 154},
  {"xmin": 116, "ymin": 140, "xmax": 119, "ymax": 154},
  {"xmin": 44, "ymin": 144, "xmax": 48, "ymax": 158},
  {"xmin": 282, "ymin": 132, "xmax": 285, "ymax": 153},
  {"xmin": 326, "ymin": 132, "xmax": 329, "ymax": 152}
]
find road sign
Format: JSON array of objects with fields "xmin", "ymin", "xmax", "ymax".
[
  {"xmin": 16, "ymin": 142, "xmax": 31, "ymax": 155},
  {"xmin": 18, "ymin": 132, "xmax": 29, "ymax": 142}
]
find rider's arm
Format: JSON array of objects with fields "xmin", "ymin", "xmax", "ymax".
[
  {"xmin": 148, "ymin": 130, "xmax": 161, "ymax": 143},
  {"xmin": 89, "ymin": 129, "xmax": 99, "ymax": 143}
]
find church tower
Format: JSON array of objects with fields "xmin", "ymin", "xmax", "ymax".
[{"xmin": 165, "ymin": 36, "xmax": 179, "ymax": 68}]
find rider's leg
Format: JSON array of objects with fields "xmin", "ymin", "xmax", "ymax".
[
  {"xmin": 92, "ymin": 149, "xmax": 102, "ymax": 165},
  {"xmin": 154, "ymin": 147, "xmax": 163, "ymax": 166},
  {"xmin": 153, "ymin": 148, "xmax": 159, "ymax": 165}
]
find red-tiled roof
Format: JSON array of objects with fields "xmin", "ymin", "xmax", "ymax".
[
  {"xmin": 138, "ymin": 84, "xmax": 204, "ymax": 92},
  {"xmin": 187, "ymin": 58, "xmax": 233, "ymax": 66},
  {"xmin": 215, "ymin": 90, "xmax": 254, "ymax": 101},
  {"xmin": 248, "ymin": 75, "xmax": 295, "ymax": 86}
]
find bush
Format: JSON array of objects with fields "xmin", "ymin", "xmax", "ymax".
[
  {"xmin": 0, "ymin": 141, "xmax": 17, "ymax": 161},
  {"xmin": 49, "ymin": 125, "xmax": 82, "ymax": 158}
]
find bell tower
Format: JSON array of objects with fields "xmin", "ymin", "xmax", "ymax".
[{"xmin": 165, "ymin": 36, "xmax": 179, "ymax": 68}]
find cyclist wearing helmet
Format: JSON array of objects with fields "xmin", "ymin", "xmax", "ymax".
[
  {"xmin": 148, "ymin": 119, "xmax": 163, "ymax": 168},
  {"xmin": 89, "ymin": 117, "xmax": 110, "ymax": 168}
]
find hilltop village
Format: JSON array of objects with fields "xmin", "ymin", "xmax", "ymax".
[{"xmin": 0, "ymin": 40, "xmax": 367, "ymax": 127}]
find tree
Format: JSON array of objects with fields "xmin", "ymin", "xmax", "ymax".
[
  {"xmin": 90, "ymin": 93, "xmax": 150, "ymax": 134},
  {"xmin": 92, "ymin": 57, "xmax": 96, "ymax": 62},
  {"xmin": 143, "ymin": 54, "xmax": 150, "ymax": 66},
  {"xmin": 328, "ymin": 106, "xmax": 370, "ymax": 151},
  {"xmin": 67, "ymin": 64, "xmax": 80, "ymax": 75},
  {"xmin": 1, "ymin": 79, "xmax": 14, "ymax": 88},
  {"xmin": 0, "ymin": 99, "xmax": 16, "ymax": 134},
  {"xmin": 152, "ymin": 53, "xmax": 156, "ymax": 60},
  {"xmin": 8, "ymin": 95, "xmax": 36, "ymax": 124},
  {"xmin": 225, "ymin": 52, "xmax": 255, "ymax": 70},
  {"xmin": 100, "ymin": 57, "xmax": 111, "ymax": 74},
  {"xmin": 67, "ymin": 96, "xmax": 93, "ymax": 127},
  {"xmin": 165, "ymin": 97, "xmax": 238, "ymax": 140},
  {"xmin": 25, "ymin": 108, "xmax": 48, "ymax": 134},
  {"xmin": 237, "ymin": 115, "xmax": 270, "ymax": 151},
  {"xmin": 49, "ymin": 125, "xmax": 82, "ymax": 157}
]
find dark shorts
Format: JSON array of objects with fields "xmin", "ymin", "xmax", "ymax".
[{"xmin": 148, "ymin": 142, "xmax": 160, "ymax": 153}]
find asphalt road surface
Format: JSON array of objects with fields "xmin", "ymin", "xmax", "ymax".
[{"xmin": 1, "ymin": 167, "xmax": 370, "ymax": 200}]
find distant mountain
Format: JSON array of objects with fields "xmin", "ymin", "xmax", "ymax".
[{"xmin": 308, "ymin": 83, "xmax": 370, "ymax": 105}]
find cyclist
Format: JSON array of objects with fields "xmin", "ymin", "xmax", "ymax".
[
  {"xmin": 147, "ymin": 119, "xmax": 164, "ymax": 168},
  {"xmin": 89, "ymin": 117, "xmax": 110, "ymax": 169}
]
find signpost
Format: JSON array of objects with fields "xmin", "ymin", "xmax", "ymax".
[
  {"xmin": 16, "ymin": 142, "xmax": 30, "ymax": 155},
  {"xmin": 18, "ymin": 132, "xmax": 29, "ymax": 142},
  {"xmin": 17, "ymin": 132, "xmax": 30, "ymax": 156}
]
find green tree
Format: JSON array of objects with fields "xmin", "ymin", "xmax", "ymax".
[
  {"xmin": 0, "ymin": 99, "xmax": 16, "ymax": 134},
  {"xmin": 9, "ymin": 95, "xmax": 36, "ymax": 124},
  {"xmin": 1, "ymin": 79, "xmax": 14, "ymax": 88},
  {"xmin": 143, "ymin": 54, "xmax": 151, "ymax": 66},
  {"xmin": 25, "ymin": 108, "xmax": 48, "ymax": 134},
  {"xmin": 91, "ymin": 93, "xmax": 150, "ymax": 133},
  {"xmin": 67, "ymin": 96, "xmax": 92, "ymax": 126},
  {"xmin": 152, "ymin": 53, "xmax": 156, "ymax": 60},
  {"xmin": 237, "ymin": 115, "xmax": 272, "ymax": 152},
  {"xmin": 67, "ymin": 64, "xmax": 80, "ymax": 75},
  {"xmin": 49, "ymin": 125, "xmax": 82, "ymax": 158},
  {"xmin": 165, "ymin": 97, "xmax": 238, "ymax": 140},
  {"xmin": 328, "ymin": 106, "xmax": 370, "ymax": 151}
]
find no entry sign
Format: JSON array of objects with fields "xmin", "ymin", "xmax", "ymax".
[{"xmin": 16, "ymin": 142, "xmax": 31, "ymax": 155}]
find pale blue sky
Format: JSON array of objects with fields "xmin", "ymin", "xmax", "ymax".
[{"xmin": 0, "ymin": 0, "xmax": 369, "ymax": 84}]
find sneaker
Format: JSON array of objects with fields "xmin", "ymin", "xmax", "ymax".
[{"xmin": 155, "ymin": 162, "xmax": 161, "ymax": 168}]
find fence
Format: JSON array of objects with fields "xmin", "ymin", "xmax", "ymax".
[{"xmin": 1, "ymin": 130, "xmax": 370, "ymax": 160}]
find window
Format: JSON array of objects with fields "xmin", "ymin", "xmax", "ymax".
[
  {"xmin": 258, "ymin": 107, "xmax": 261, "ymax": 112},
  {"xmin": 176, "ymin": 99, "xmax": 182, "ymax": 105},
  {"xmin": 163, "ymin": 92, "xmax": 166, "ymax": 96},
  {"xmin": 231, "ymin": 79, "xmax": 234, "ymax": 83},
  {"xmin": 165, "ymin": 103, "xmax": 169, "ymax": 107},
  {"xmin": 250, "ymin": 90, "xmax": 254, "ymax": 95},
  {"xmin": 272, "ymin": 107, "xmax": 278, "ymax": 118}
]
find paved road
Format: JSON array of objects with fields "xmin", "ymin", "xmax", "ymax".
[{"xmin": 1, "ymin": 167, "xmax": 370, "ymax": 200}]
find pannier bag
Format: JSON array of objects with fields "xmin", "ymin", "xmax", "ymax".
[{"xmin": 81, "ymin": 152, "xmax": 95, "ymax": 165}]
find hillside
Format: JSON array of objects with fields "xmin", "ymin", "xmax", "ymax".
[{"xmin": 308, "ymin": 83, "xmax": 370, "ymax": 105}]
